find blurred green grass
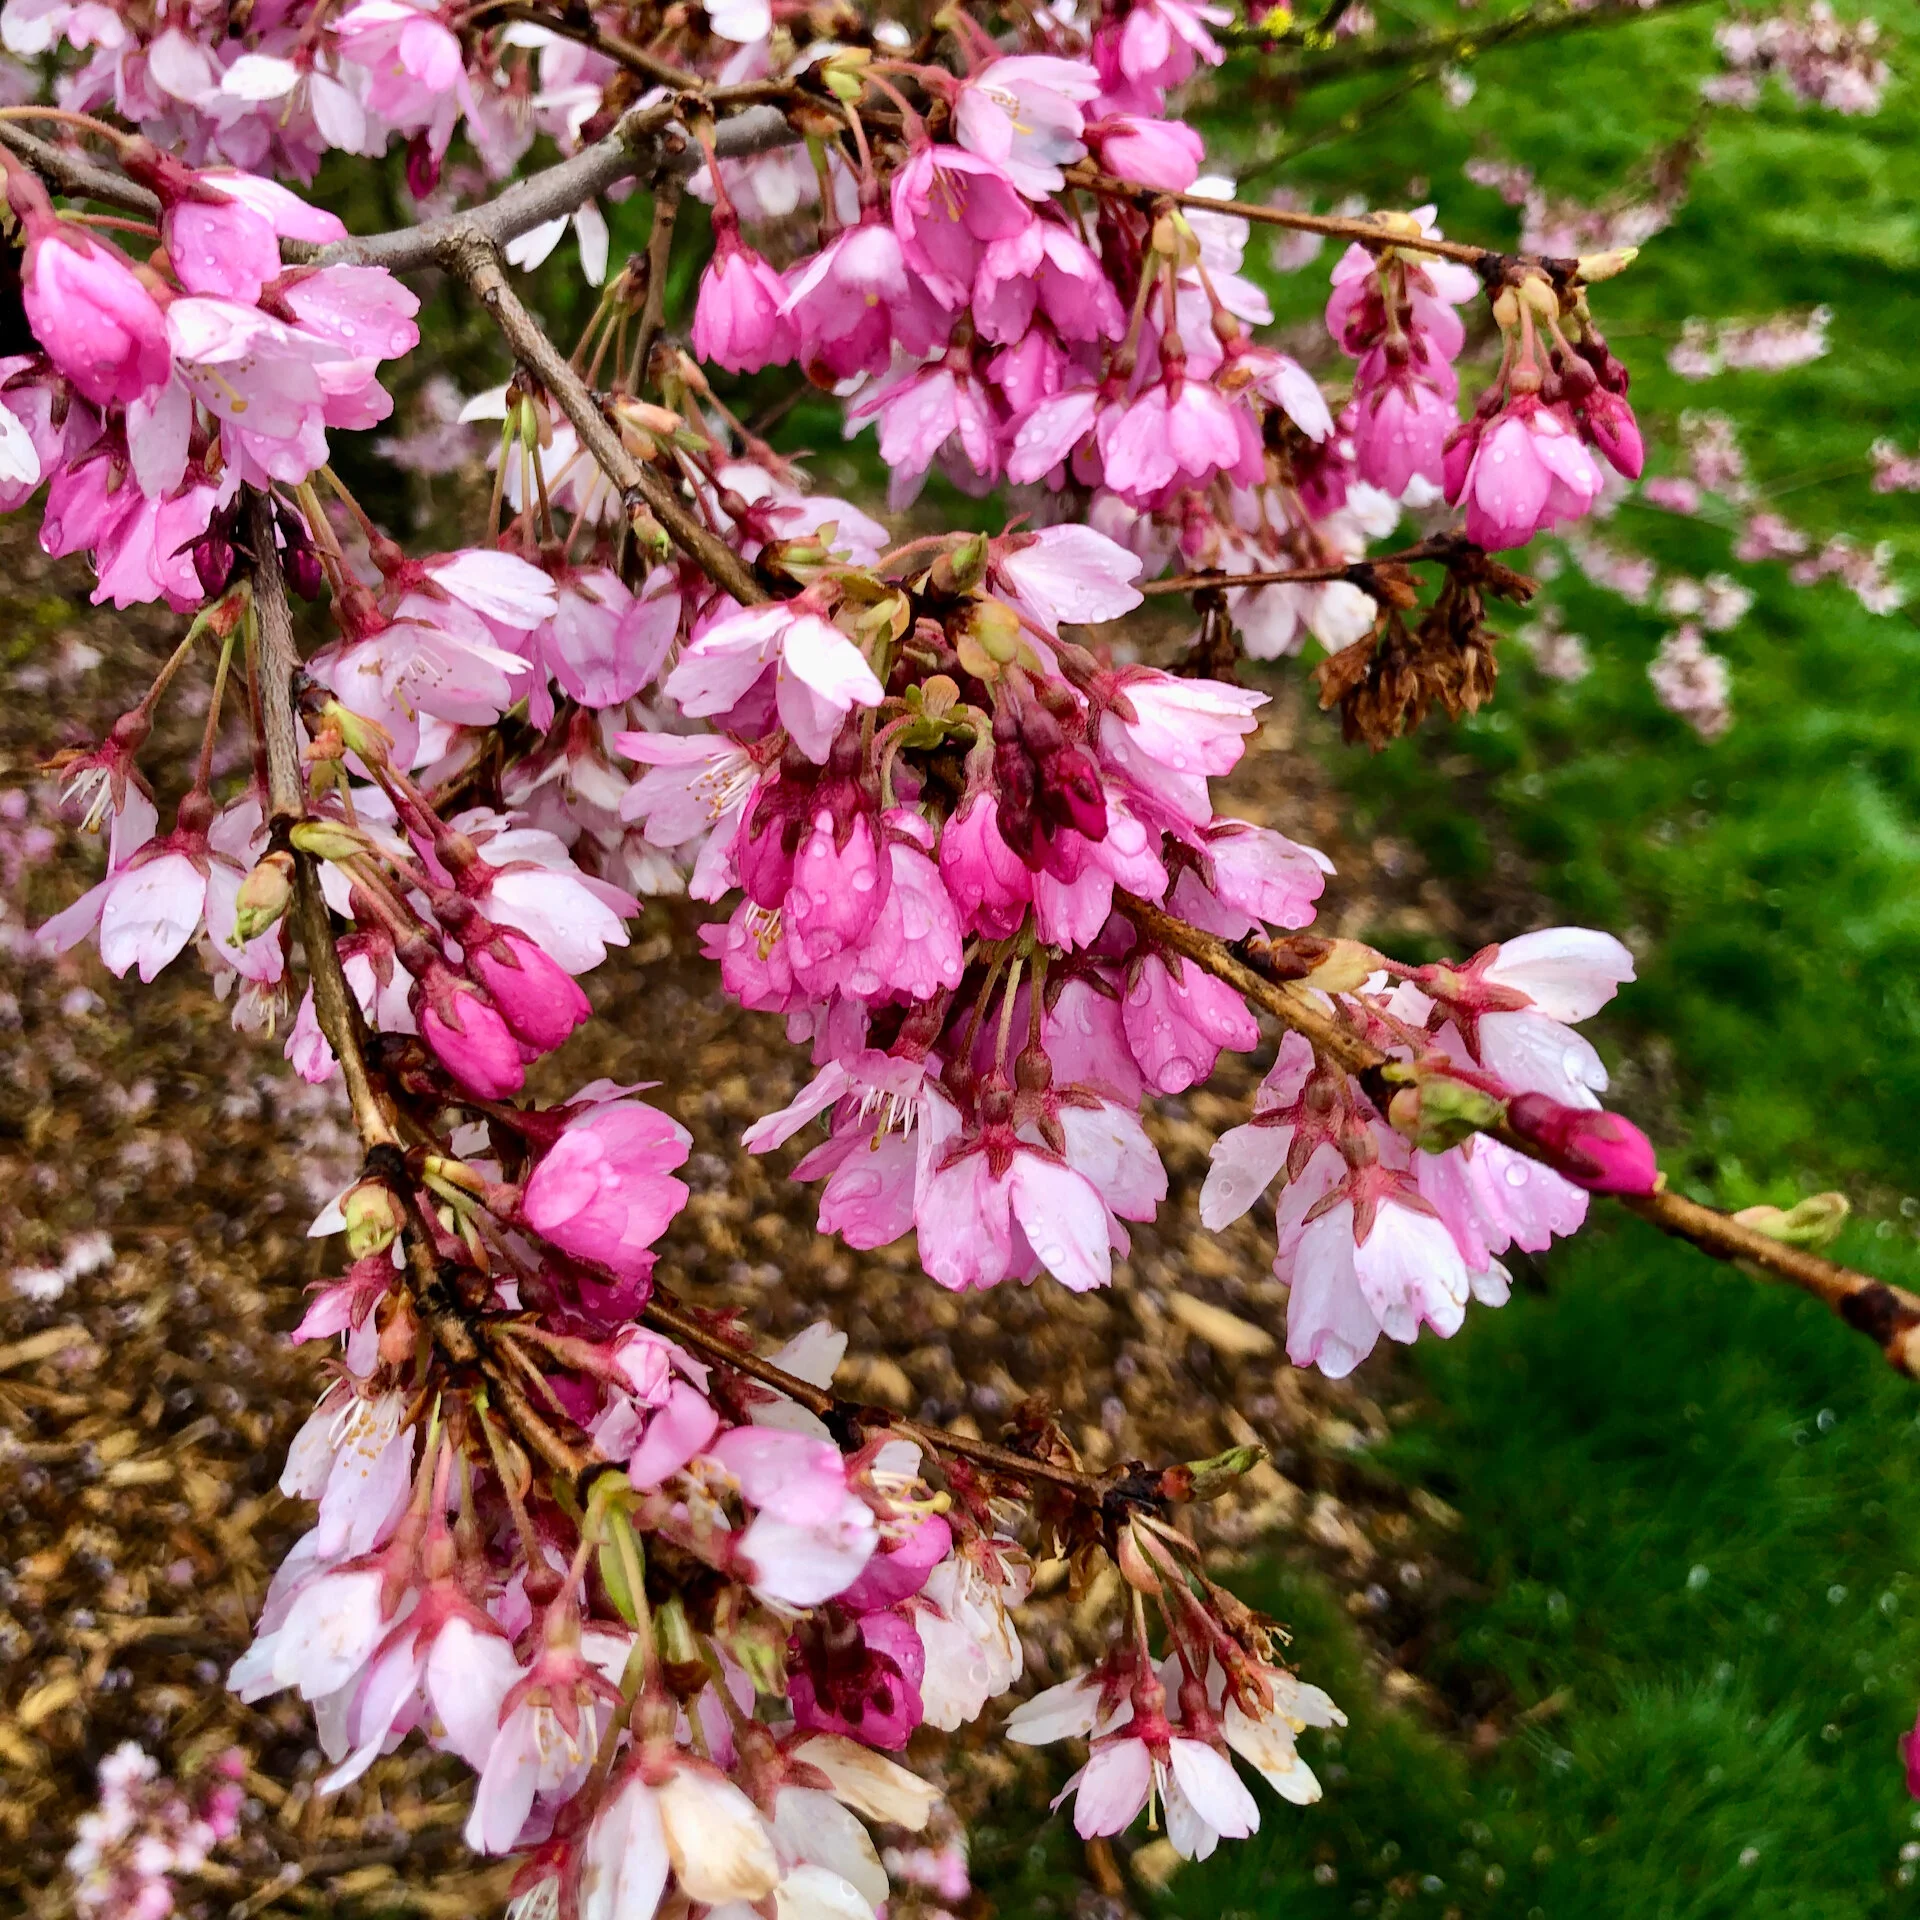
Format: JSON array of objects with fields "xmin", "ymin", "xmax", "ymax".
[{"xmin": 977, "ymin": 3, "xmax": 1920, "ymax": 1913}]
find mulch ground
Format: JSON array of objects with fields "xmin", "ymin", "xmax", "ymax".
[{"xmin": 0, "ymin": 524, "xmax": 1538, "ymax": 1917}]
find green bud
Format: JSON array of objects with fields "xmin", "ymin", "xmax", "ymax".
[
  {"xmin": 316, "ymin": 699, "xmax": 395, "ymax": 768},
  {"xmin": 1303, "ymin": 938, "xmax": 1385, "ymax": 995},
  {"xmin": 653, "ymin": 1594, "xmax": 702, "ymax": 1673},
  {"xmin": 232, "ymin": 850, "xmax": 295, "ymax": 943},
  {"xmin": 1732, "ymin": 1191, "xmax": 1851, "ymax": 1250},
  {"xmin": 626, "ymin": 503, "xmax": 673, "ymax": 564},
  {"xmin": 1182, "ymin": 1443, "xmax": 1267, "ymax": 1502},
  {"xmin": 723, "ymin": 1608, "xmax": 790, "ymax": 1698},
  {"xmin": 929, "ymin": 532, "xmax": 990, "ymax": 597},
  {"xmin": 1576, "ymin": 246, "xmax": 1639, "ymax": 283},
  {"xmin": 342, "ymin": 1180, "xmax": 404, "ymax": 1260},
  {"xmin": 596, "ymin": 1503, "xmax": 646, "ymax": 1629},
  {"xmin": 965, "ymin": 597, "xmax": 1023, "ymax": 665},
  {"xmin": 1389, "ymin": 1075, "xmax": 1507, "ymax": 1154},
  {"xmin": 422, "ymin": 1154, "xmax": 486, "ymax": 1198},
  {"xmin": 820, "ymin": 49, "xmax": 870, "ymax": 101},
  {"xmin": 289, "ymin": 818, "xmax": 373, "ymax": 862}
]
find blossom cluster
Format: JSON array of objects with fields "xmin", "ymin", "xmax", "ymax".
[
  {"xmin": 0, "ymin": 0, "xmax": 1699, "ymax": 1903},
  {"xmin": 0, "ymin": 148, "xmax": 416, "ymax": 613},
  {"xmin": 66, "ymin": 1743, "xmax": 242, "ymax": 1920},
  {"xmin": 1703, "ymin": 0, "xmax": 1889, "ymax": 113}
]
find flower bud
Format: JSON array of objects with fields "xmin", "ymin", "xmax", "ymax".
[
  {"xmin": 627, "ymin": 502, "xmax": 673, "ymax": 563},
  {"xmin": 404, "ymin": 131, "xmax": 440, "ymax": 200},
  {"xmin": 315, "ymin": 699, "xmax": 395, "ymax": 768},
  {"xmin": 1518, "ymin": 272, "xmax": 1560, "ymax": 321},
  {"xmin": 1576, "ymin": 246, "xmax": 1639, "ymax": 283},
  {"xmin": 1505, "ymin": 1093, "xmax": 1659, "ymax": 1194},
  {"xmin": 193, "ymin": 528, "xmax": 236, "ymax": 599},
  {"xmin": 377, "ymin": 1291, "xmax": 420, "ymax": 1368},
  {"xmin": 232, "ymin": 850, "xmax": 296, "ymax": 943},
  {"xmin": 468, "ymin": 929, "xmax": 591, "ymax": 1053},
  {"xmin": 653, "ymin": 1594, "xmax": 707, "ymax": 1693},
  {"xmin": 1160, "ymin": 1442, "xmax": 1267, "ymax": 1504},
  {"xmin": 419, "ymin": 971, "xmax": 527, "ymax": 1100},
  {"xmin": 929, "ymin": 532, "xmax": 990, "ymax": 597},
  {"xmin": 285, "ymin": 540, "xmax": 325, "ymax": 601},
  {"xmin": 342, "ymin": 1179, "xmax": 405, "ymax": 1259},
  {"xmin": 956, "ymin": 597, "xmax": 1024, "ymax": 673},
  {"xmin": 289, "ymin": 818, "xmax": 374, "ymax": 862},
  {"xmin": 1388, "ymin": 1074, "xmax": 1507, "ymax": 1153},
  {"xmin": 1304, "ymin": 938, "xmax": 1385, "ymax": 995},
  {"xmin": 1115, "ymin": 1522, "xmax": 1163, "ymax": 1594},
  {"xmin": 1731, "ymin": 1191, "xmax": 1850, "ymax": 1250},
  {"xmin": 919, "ymin": 673, "xmax": 960, "ymax": 719}
]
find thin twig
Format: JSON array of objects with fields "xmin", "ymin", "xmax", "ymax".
[
  {"xmin": 0, "ymin": 121, "xmax": 155, "ymax": 217},
  {"xmin": 250, "ymin": 492, "xmax": 597, "ymax": 1484},
  {"xmin": 437, "ymin": 227, "xmax": 768, "ymax": 605},
  {"xmin": 478, "ymin": 0, "xmax": 709, "ymax": 90},
  {"xmin": 1142, "ymin": 536, "xmax": 1463, "ymax": 596},
  {"xmin": 1064, "ymin": 163, "xmax": 1500, "ymax": 265},
  {"xmin": 1228, "ymin": 0, "xmax": 1716, "ymax": 82},
  {"xmin": 640, "ymin": 1293, "xmax": 1147, "ymax": 1500},
  {"xmin": 630, "ymin": 174, "xmax": 685, "ymax": 387},
  {"xmin": 1116, "ymin": 892, "xmax": 1920, "ymax": 1382},
  {"xmin": 248, "ymin": 491, "xmax": 396, "ymax": 1150}
]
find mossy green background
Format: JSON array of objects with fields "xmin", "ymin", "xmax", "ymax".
[{"xmin": 971, "ymin": 2, "xmax": 1920, "ymax": 1913}]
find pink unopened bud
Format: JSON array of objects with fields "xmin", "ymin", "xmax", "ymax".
[
  {"xmin": 419, "ymin": 968, "xmax": 526, "ymax": 1099},
  {"xmin": 1505, "ymin": 1093, "xmax": 1658, "ymax": 1194},
  {"xmin": 1441, "ymin": 414, "xmax": 1483, "ymax": 503},
  {"xmin": 1582, "ymin": 388, "xmax": 1645, "ymax": 480},
  {"xmin": 405, "ymin": 132, "xmax": 441, "ymax": 200},
  {"xmin": 468, "ymin": 929, "xmax": 591, "ymax": 1053}
]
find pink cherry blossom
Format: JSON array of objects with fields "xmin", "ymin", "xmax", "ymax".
[
  {"xmin": 1088, "ymin": 115, "xmax": 1205, "ymax": 190},
  {"xmin": 781, "ymin": 216, "xmax": 952, "ymax": 381},
  {"xmin": 665, "ymin": 600, "xmax": 884, "ymax": 764},
  {"xmin": 692, "ymin": 224, "xmax": 799, "ymax": 373},
  {"xmin": 889, "ymin": 143, "xmax": 1032, "ymax": 310},
  {"xmin": 523, "ymin": 1093, "xmax": 693, "ymax": 1279},
  {"xmin": 1122, "ymin": 952, "xmax": 1260, "ymax": 1093},
  {"xmin": 1449, "ymin": 400, "xmax": 1605, "ymax": 550},
  {"xmin": 19, "ymin": 219, "xmax": 171, "ymax": 409},
  {"xmin": 952, "ymin": 56, "xmax": 1100, "ymax": 197}
]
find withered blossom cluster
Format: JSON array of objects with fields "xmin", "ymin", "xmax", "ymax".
[{"xmin": 0, "ymin": 0, "xmax": 1881, "ymax": 1910}]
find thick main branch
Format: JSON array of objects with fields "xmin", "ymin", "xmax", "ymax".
[{"xmin": 301, "ymin": 101, "xmax": 795, "ymax": 272}]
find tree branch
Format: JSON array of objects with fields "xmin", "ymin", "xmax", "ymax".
[
  {"xmin": 1064, "ymin": 163, "xmax": 1502, "ymax": 266},
  {"xmin": 249, "ymin": 491, "xmax": 397, "ymax": 1150},
  {"xmin": 298, "ymin": 100, "xmax": 796, "ymax": 272},
  {"xmin": 640, "ymin": 1293, "xmax": 1173, "ymax": 1505},
  {"xmin": 1117, "ymin": 892, "xmax": 1920, "ymax": 1382},
  {"xmin": 1141, "ymin": 536, "xmax": 1468, "ymax": 596},
  {"xmin": 474, "ymin": 0, "xmax": 709, "ymax": 91},
  {"xmin": 437, "ymin": 226, "xmax": 768, "ymax": 604},
  {"xmin": 0, "ymin": 122, "xmax": 157, "ymax": 217},
  {"xmin": 0, "ymin": 95, "xmax": 798, "ymax": 275},
  {"xmin": 1226, "ymin": 0, "xmax": 1717, "ymax": 84}
]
